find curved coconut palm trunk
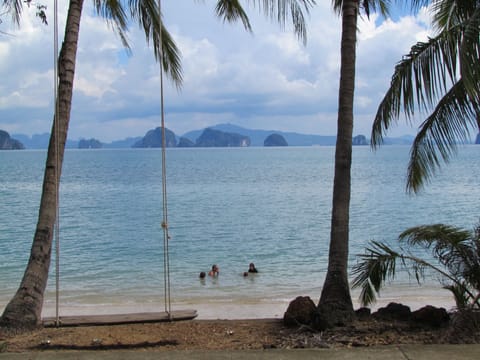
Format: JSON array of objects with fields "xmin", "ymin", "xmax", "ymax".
[
  {"xmin": 0, "ymin": 0, "xmax": 84, "ymax": 329},
  {"xmin": 317, "ymin": 0, "xmax": 356, "ymax": 327}
]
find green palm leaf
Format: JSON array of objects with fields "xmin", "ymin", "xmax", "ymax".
[
  {"xmin": 2, "ymin": 0, "xmax": 23, "ymax": 25},
  {"xmin": 444, "ymin": 283, "xmax": 470, "ymax": 309},
  {"xmin": 399, "ymin": 224, "xmax": 473, "ymax": 273},
  {"xmin": 216, "ymin": 0, "xmax": 316, "ymax": 45},
  {"xmin": 354, "ymin": 223, "xmax": 480, "ymax": 309},
  {"xmin": 431, "ymin": 0, "xmax": 476, "ymax": 32},
  {"xmin": 371, "ymin": 1, "xmax": 480, "ymax": 192},
  {"xmin": 215, "ymin": 0, "xmax": 252, "ymax": 32},
  {"xmin": 94, "ymin": 0, "xmax": 130, "ymax": 52},
  {"xmin": 97, "ymin": 0, "xmax": 184, "ymax": 87},
  {"xmin": 371, "ymin": 28, "xmax": 463, "ymax": 147},
  {"xmin": 406, "ymin": 79, "xmax": 478, "ymax": 192},
  {"xmin": 352, "ymin": 241, "xmax": 402, "ymax": 306},
  {"xmin": 460, "ymin": 6, "xmax": 480, "ymax": 101}
]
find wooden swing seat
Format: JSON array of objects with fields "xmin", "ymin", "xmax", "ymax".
[{"xmin": 43, "ymin": 309, "xmax": 197, "ymax": 327}]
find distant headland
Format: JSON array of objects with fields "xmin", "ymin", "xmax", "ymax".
[
  {"xmin": 0, "ymin": 130, "xmax": 24, "ymax": 150},
  {"xmin": 4, "ymin": 123, "xmax": 424, "ymax": 149}
]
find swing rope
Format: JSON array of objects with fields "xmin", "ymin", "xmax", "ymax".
[
  {"xmin": 50, "ymin": 0, "xmax": 173, "ymax": 325},
  {"xmin": 53, "ymin": 0, "xmax": 61, "ymax": 327},
  {"xmin": 158, "ymin": 0, "xmax": 172, "ymax": 317}
]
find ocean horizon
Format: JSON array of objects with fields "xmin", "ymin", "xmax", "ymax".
[{"xmin": 1, "ymin": 146, "xmax": 478, "ymax": 319}]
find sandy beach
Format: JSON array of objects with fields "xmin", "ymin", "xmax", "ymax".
[
  {"xmin": 1, "ymin": 285, "xmax": 477, "ymax": 353},
  {"xmin": 1, "ymin": 312, "xmax": 472, "ymax": 353},
  {"xmin": 35, "ymin": 284, "xmax": 457, "ymax": 321}
]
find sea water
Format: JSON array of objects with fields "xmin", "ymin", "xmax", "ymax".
[{"xmin": 0, "ymin": 146, "xmax": 479, "ymax": 318}]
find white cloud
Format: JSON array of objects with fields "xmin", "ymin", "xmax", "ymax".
[{"xmin": 0, "ymin": 1, "xmax": 433, "ymax": 143}]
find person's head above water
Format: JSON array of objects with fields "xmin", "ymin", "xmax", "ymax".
[{"xmin": 208, "ymin": 264, "xmax": 219, "ymax": 276}]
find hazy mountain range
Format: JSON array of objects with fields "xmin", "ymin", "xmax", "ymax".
[{"xmin": 12, "ymin": 123, "xmax": 416, "ymax": 149}]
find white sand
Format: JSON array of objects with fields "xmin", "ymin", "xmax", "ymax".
[{"xmin": 36, "ymin": 285, "xmax": 457, "ymax": 320}]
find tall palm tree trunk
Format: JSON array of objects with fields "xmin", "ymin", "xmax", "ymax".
[
  {"xmin": 316, "ymin": 0, "xmax": 357, "ymax": 328},
  {"xmin": 0, "ymin": 0, "xmax": 84, "ymax": 330}
]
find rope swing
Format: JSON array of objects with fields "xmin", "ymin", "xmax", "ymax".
[
  {"xmin": 53, "ymin": 0, "xmax": 61, "ymax": 327},
  {"xmin": 46, "ymin": 0, "xmax": 181, "ymax": 327},
  {"xmin": 158, "ymin": 0, "xmax": 172, "ymax": 318}
]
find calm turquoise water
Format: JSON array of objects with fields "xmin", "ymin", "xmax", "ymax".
[{"xmin": 1, "ymin": 146, "xmax": 479, "ymax": 317}]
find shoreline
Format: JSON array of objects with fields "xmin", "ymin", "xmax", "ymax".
[{"xmin": 34, "ymin": 288, "xmax": 456, "ymax": 321}]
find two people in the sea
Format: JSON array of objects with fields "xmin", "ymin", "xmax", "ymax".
[
  {"xmin": 198, "ymin": 264, "xmax": 219, "ymax": 279},
  {"xmin": 199, "ymin": 263, "xmax": 257, "ymax": 278}
]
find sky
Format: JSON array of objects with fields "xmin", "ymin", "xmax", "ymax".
[{"xmin": 0, "ymin": 1, "xmax": 434, "ymax": 143}]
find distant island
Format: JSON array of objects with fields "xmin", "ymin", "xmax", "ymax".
[
  {"xmin": 0, "ymin": 130, "xmax": 24, "ymax": 150},
  {"xmin": 194, "ymin": 128, "xmax": 250, "ymax": 147},
  {"xmin": 132, "ymin": 127, "xmax": 176, "ymax": 148},
  {"xmin": 132, "ymin": 124, "xmax": 376, "ymax": 149},
  {"xmin": 133, "ymin": 127, "xmax": 250, "ymax": 148},
  {"xmin": 264, "ymin": 133, "xmax": 288, "ymax": 146},
  {"xmin": 181, "ymin": 124, "xmax": 337, "ymax": 147},
  {"xmin": 352, "ymin": 135, "xmax": 368, "ymax": 146},
  {"xmin": 78, "ymin": 138, "xmax": 102, "ymax": 149},
  {"xmin": 8, "ymin": 123, "xmax": 424, "ymax": 149}
]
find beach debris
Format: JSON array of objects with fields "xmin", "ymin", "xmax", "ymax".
[
  {"xmin": 40, "ymin": 339, "xmax": 51, "ymax": 346},
  {"xmin": 91, "ymin": 338, "xmax": 103, "ymax": 346}
]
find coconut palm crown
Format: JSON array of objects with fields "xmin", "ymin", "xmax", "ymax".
[{"xmin": 371, "ymin": 0, "xmax": 480, "ymax": 193}]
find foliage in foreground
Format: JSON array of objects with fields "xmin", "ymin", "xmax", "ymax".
[
  {"xmin": 371, "ymin": 0, "xmax": 480, "ymax": 193},
  {"xmin": 352, "ymin": 223, "xmax": 480, "ymax": 310}
]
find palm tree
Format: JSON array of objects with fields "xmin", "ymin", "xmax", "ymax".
[
  {"xmin": 352, "ymin": 223, "xmax": 480, "ymax": 310},
  {"xmin": 371, "ymin": 0, "xmax": 480, "ymax": 193},
  {"xmin": 315, "ymin": 0, "xmax": 359, "ymax": 329},
  {"xmin": 316, "ymin": 0, "xmax": 382, "ymax": 328},
  {"xmin": 0, "ymin": 0, "xmax": 181, "ymax": 330},
  {"xmin": 0, "ymin": 0, "xmax": 314, "ymax": 330},
  {"xmin": 316, "ymin": 0, "xmax": 430, "ymax": 329}
]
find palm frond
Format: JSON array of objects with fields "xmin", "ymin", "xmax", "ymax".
[
  {"xmin": 399, "ymin": 223, "xmax": 480, "ymax": 305},
  {"xmin": 331, "ymin": 0, "xmax": 342, "ymax": 15},
  {"xmin": 400, "ymin": 224, "xmax": 472, "ymax": 274},
  {"xmin": 444, "ymin": 279, "xmax": 479, "ymax": 310},
  {"xmin": 405, "ymin": 80, "xmax": 478, "ymax": 192},
  {"xmin": 444, "ymin": 283, "xmax": 470, "ymax": 309},
  {"xmin": 356, "ymin": 221, "xmax": 480, "ymax": 309},
  {"xmin": 286, "ymin": 0, "xmax": 312, "ymax": 45},
  {"xmin": 333, "ymin": 0, "xmax": 430, "ymax": 19},
  {"xmin": 251, "ymin": 1, "xmax": 315, "ymax": 45},
  {"xmin": 371, "ymin": 26, "xmax": 464, "ymax": 147},
  {"xmin": 460, "ymin": 6, "xmax": 480, "ymax": 103},
  {"xmin": 128, "ymin": 0, "xmax": 183, "ymax": 88},
  {"xmin": 157, "ymin": 23, "xmax": 183, "ymax": 88},
  {"xmin": 359, "ymin": 0, "xmax": 391, "ymax": 19},
  {"xmin": 399, "ymin": 224, "xmax": 471, "ymax": 248},
  {"xmin": 93, "ymin": 0, "xmax": 130, "ymax": 51},
  {"xmin": 352, "ymin": 236, "xmax": 474, "ymax": 307},
  {"xmin": 95, "ymin": 0, "xmax": 129, "ymax": 30},
  {"xmin": 215, "ymin": 0, "xmax": 252, "ymax": 32},
  {"xmin": 352, "ymin": 241, "xmax": 402, "ymax": 306},
  {"xmin": 402, "ymin": 0, "xmax": 431, "ymax": 12},
  {"xmin": 2, "ymin": 0, "xmax": 23, "ymax": 25},
  {"xmin": 431, "ymin": 0, "xmax": 476, "ymax": 32}
]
